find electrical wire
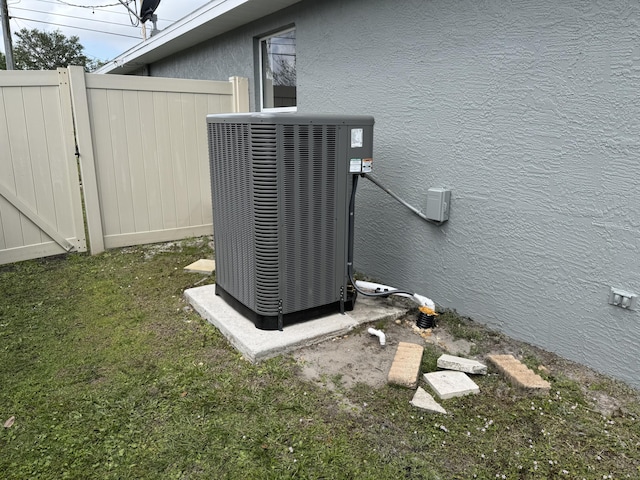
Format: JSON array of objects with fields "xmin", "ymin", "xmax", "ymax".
[
  {"xmin": 55, "ymin": 0, "xmax": 141, "ymax": 27},
  {"xmin": 347, "ymin": 174, "xmax": 416, "ymax": 298},
  {"xmin": 127, "ymin": 0, "xmax": 140, "ymax": 27},
  {"xmin": 10, "ymin": 6, "xmax": 140, "ymax": 28},
  {"xmin": 29, "ymin": 0, "xmax": 174, "ymax": 21},
  {"xmin": 10, "ymin": 15, "xmax": 141, "ymax": 38},
  {"xmin": 55, "ymin": 0, "xmax": 132, "ymax": 9}
]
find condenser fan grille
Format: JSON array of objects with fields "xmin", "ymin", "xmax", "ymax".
[
  {"xmin": 208, "ymin": 122, "xmax": 255, "ymax": 309},
  {"xmin": 250, "ymin": 124, "xmax": 280, "ymax": 315},
  {"xmin": 282, "ymin": 124, "xmax": 338, "ymax": 313}
]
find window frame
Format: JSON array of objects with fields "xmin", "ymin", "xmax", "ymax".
[{"xmin": 258, "ymin": 27, "xmax": 297, "ymax": 112}]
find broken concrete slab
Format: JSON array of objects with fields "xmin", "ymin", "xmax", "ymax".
[
  {"xmin": 437, "ymin": 354, "xmax": 487, "ymax": 375},
  {"xmin": 486, "ymin": 354, "xmax": 551, "ymax": 394},
  {"xmin": 388, "ymin": 342, "xmax": 424, "ymax": 389},
  {"xmin": 423, "ymin": 371, "xmax": 480, "ymax": 399},
  {"xmin": 184, "ymin": 259, "xmax": 216, "ymax": 274},
  {"xmin": 184, "ymin": 284, "xmax": 409, "ymax": 362},
  {"xmin": 410, "ymin": 387, "xmax": 447, "ymax": 414}
]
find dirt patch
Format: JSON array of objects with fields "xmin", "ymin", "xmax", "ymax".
[
  {"xmin": 294, "ymin": 315, "xmax": 480, "ymax": 390},
  {"xmin": 293, "ymin": 312, "xmax": 639, "ymax": 417},
  {"xmin": 294, "ymin": 321, "xmax": 422, "ymax": 390}
]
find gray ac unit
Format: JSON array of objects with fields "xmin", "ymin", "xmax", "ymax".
[{"xmin": 207, "ymin": 113, "xmax": 374, "ymax": 330}]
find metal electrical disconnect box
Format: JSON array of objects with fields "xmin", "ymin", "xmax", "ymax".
[{"xmin": 426, "ymin": 188, "xmax": 451, "ymax": 222}]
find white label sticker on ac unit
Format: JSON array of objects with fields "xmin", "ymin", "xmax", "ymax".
[
  {"xmin": 351, "ymin": 128, "xmax": 363, "ymax": 148},
  {"xmin": 350, "ymin": 158, "xmax": 362, "ymax": 173},
  {"xmin": 362, "ymin": 158, "xmax": 372, "ymax": 172}
]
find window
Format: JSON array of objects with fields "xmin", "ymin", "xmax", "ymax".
[{"xmin": 259, "ymin": 28, "xmax": 296, "ymax": 111}]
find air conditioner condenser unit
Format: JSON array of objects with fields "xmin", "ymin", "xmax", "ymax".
[{"xmin": 207, "ymin": 113, "xmax": 374, "ymax": 330}]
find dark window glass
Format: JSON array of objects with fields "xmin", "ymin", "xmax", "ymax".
[{"xmin": 261, "ymin": 29, "xmax": 296, "ymax": 109}]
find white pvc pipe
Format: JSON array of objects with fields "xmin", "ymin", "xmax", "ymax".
[
  {"xmin": 356, "ymin": 280, "xmax": 398, "ymax": 293},
  {"xmin": 354, "ymin": 280, "xmax": 436, "ymax": 311},
  {"xmin": 413, "ymin": 293, "xmax": 436, "ymax": 312},
  {"xmin": 368, "ymin": 327, "xmax": 386, "ymax": 346}
]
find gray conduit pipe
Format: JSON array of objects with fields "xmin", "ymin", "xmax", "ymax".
[{"xmin": 363, "ymin": 173, "xmax": 444, "ymax": 225}]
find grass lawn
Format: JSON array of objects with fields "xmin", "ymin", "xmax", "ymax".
[{"xmin": 1, "ymin": 238, "xmax": 639, "ymax": 479}]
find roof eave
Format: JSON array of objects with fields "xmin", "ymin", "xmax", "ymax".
[{"xmin": 96, "ymin": 0, "xmax": 301, "ymax": 75}]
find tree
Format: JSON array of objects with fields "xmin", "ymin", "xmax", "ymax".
[
  {"xmin": 0, "ymin": 50, "xmax": 5, "ymax": 70},
  {"xmin": 272, "ymin": 55, "xmax": 296, "ymax": 87},
  {"xmin": 87, "ymin": 58, "xmax": 106, "ymax": 72},
  {"xmin": 13, "ymin": 28, "xmax": 91, "ymax": 70}
]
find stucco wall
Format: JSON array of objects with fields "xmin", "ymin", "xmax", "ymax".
[{"xmin": 151, "ymin": 0, "xmax": 640, "ymax": 388}]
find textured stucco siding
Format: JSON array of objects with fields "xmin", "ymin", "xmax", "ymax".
[{"xmin": 150, "ymin": 0, "xmax": 640, "ymax": 388}]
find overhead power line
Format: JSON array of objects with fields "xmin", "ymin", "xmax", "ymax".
[
  {"xmin": 51, "ymin": 0, "xmax": 141, "ymax": 26},
  {"xmin": 56, "ymin": 0, "xmax": 133, "ymax": 9},
  {"xmin": 10, "ymin": 15, "xmax": 141, "ymax": 39},
  {"xmin": 26, "ymin": 0, "xmax": 175, "ymax": 22},
  {"xmin": 11, "ymin": 6, "xmax": 140, "ymax": 28}
]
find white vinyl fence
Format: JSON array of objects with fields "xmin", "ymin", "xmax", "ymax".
[
  {"xmin": 0, "ymin": 69, "xmax": 86, "ymax": 264},
  {"xmin": 0, "ymin": 66, "xmax": 249, "ymax": 264}
]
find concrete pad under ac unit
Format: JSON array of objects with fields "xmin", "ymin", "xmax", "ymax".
[{"xmin": 184, "ymin": 284, "xmax": 409, "ymax": 362}]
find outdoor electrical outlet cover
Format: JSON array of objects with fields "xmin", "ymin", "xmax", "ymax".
[{"xmin": 608, "ymin": 287, "xmax": 638, "ymax": 311}]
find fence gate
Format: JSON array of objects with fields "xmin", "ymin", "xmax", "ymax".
[
  {"xmin": 0, "ymin": 69, "xmax": 86, "ymax": 265},
  {"xmin": 0, "ymin": 67, "xmax": 249, "ymax": 263},
  {"xmin": 68, "ymin": 67, "xmax": 248, "ymax": 254}
]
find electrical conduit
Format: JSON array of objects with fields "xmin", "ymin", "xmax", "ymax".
[{"xmin": 354, "ymin": 280, "xmax": 436, "ymax": 312}]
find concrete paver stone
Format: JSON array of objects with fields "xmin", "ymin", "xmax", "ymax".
[
  {"xmin": 423, "ymin": 371, "xmax": 480, "ymax": 399},
  {"xmin": 410, "ymin": 387, "xmax": 447, "ymax": 414},
  {"xmin": 184, "ymin": 259, "xmax": 216, "ymax": 274},
  {"xmin": 387, "ymin": 342, "xmax": 425, "ymax": 389},
  {"xmin": 486, "ymin": 354, "xmax": 551, "ymax": 393},
  {"xmin": 437, "ymin": 354, "xmax": 487, "ymax": 375}
]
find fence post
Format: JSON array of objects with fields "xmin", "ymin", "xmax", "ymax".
[
  {"xmin": 67, "ymin": 66, "xmax": 105, "ymax": 255},
  {"xmin": 229, "ymin": 76, "xmax": 249, "ymax": 113}
]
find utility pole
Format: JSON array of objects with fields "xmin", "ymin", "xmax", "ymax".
[{"xmin": 1, "ymin": 0, "xmax": 14, "ymax": 69}]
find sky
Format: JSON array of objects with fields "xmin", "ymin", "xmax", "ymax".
[{"xmin": 2, "ymin": 0, "xmax": 212, "ymax": 62}]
